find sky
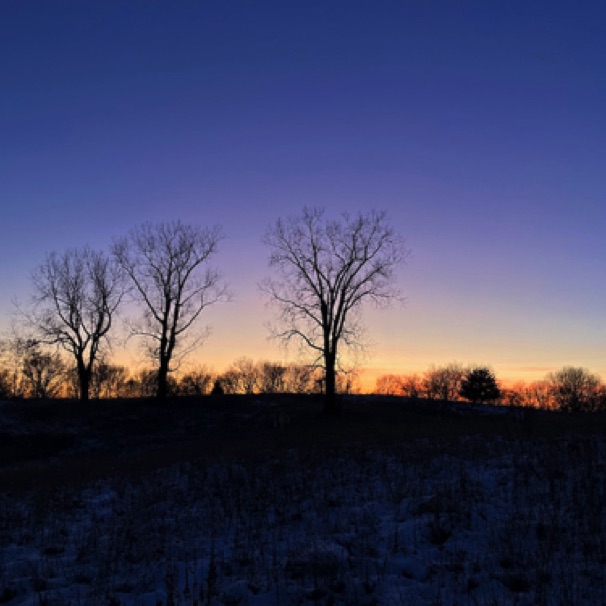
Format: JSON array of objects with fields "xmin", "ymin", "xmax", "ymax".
[{"xmin": 1, "ymin": 0, "xmax": 605, "ymax": 389}]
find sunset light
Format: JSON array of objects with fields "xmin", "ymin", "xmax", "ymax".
[{"xmin": 2, "ymin": 3, "xmax": 606, "ymax": 603}]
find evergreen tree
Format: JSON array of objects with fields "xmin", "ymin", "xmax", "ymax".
[{"xmin": 459, "ymin": 366, "xmax": 500, "ymax": 405}]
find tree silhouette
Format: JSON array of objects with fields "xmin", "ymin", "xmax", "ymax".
[
  {"xmin": 230, "ymin": 356, "xmax": 259, "ymax": 394},
  {"xmin": 459, "ymin": 366, "xmax": 500, "ymax": 405},
  {"xmin": 262, "ymin": 207, "xmax": 407, "ymax": 413},
  {"xmin": 375, "ymin": 374, "xmax": 404, "ymax": 395},
  {"xmin": 20, "ymin": 342, "xmax": 65, "ymax": 399},
  {"xmin": 258, "ymin": 361, "xmax": 287, "ymax": 394},
  {"xmin": 423, "ymin": 363, "xmax": 466, "ymax": 401},
  {"xmin": 30, "ymin": 247, "xmax": 124, "ymax": 402},
  {"xmin": 113, "ymin": 221, "xmax": 228, "ymax": 399},
  {"xmin": 210, "ymin": 379, "xmax": 225, "ymax": 396},
  {"xmin": 547, "ymin": 366, "xmax": 601, "ymax": 412},
  {"xmin": 0, "ymin": 370, "xmax": 10, "ymax": 399},
  {"xmin": 90, "ymin": 361, "xmax": 129, "ymax": 398},
  {"xmin": 178, "ymin": 366, "xmax": 214, "ymax": 396}
]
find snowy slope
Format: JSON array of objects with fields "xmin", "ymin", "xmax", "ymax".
[{"xmin": 2, "ymin": 434, "xmax": 605, "ymax": 605}]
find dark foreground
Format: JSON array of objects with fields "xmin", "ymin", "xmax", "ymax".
[
  {"xmin": 2, "ymin": 394, "xmax": 605, "ymax": 494},
  {"xmin": 2, "ymin": 396, "xmax": 606, "ymax": 605}
]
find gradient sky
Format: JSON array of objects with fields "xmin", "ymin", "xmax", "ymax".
[{"xmin": 2, "ymin": 1, "xmax": 605, "ymax": 388}]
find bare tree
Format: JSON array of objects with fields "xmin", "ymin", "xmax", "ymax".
[
  {"xmin": 113, "ymin": 221, "xmax": 228, "ymax": 399},
  {"xmin": 30, "ymin": 247, "xmax": 124, "ymax": 402},
  {"xmin": 258, "ymin": 361, "xmax": 287, "ymax": 394},
  {"xmin": 215, "ymin": 368, "xmax": 240, "ymax": 394},
  {"xmin": 134, "ymin": 368, "xmax": 168, "ymax": 398},
  {"xmin": 0, "ymin": 370, "xmax": 11, "ymax": 399},
  {"xmin": 284, "ymin": 364, "xmax": 314, "ymax": 394},
  {"xmin": 401, "ymin": 373, "xmax": 422, "ymax": 399},
  {"xmin": 21, "ymin": 343, "xmax": 65, "ymax": 399},
  {"xmin": 547, "ymin": 366, "xmax": 601, "ymax": 412},
  {"xmin": 526, "ymin": 380, "xmax": 553, "ymax": 409},
  {"xmin": 232, "ymin": 356, "xmax": 260, "ymax": 394},
  {"xmin": 262, "ymin": 208, "xmax": 408, "ymax": 413},
  {"xmin": 0, "ymin": 338, "xmax": 18, "ymax": 398},
  {"xmin": 502, "ymin": 381, "xmax": 527, "ymax": 407},
  {"xmin": 423, "ymin": 363, "xmax": 466, "ymax": 401},
  {"xmin": 1, "ymin": 334, "xmax": 37, "ymax": 398},
  {"xmin": 375, "ymin": 374, "xmax": 404, "ymax": 395},
  {"xmin": 336, "ymin": 366, "xmax": 360, "ymax": 395},
  {"xmin": 217, "ymin": 357, "xmax": 260, "ymax": 394},
  {"xmin": 178, "ymin": 366, "xmax": 214, "ymax": 396},
  {"xmin": 91, "ymin": 360, "xmax": 129, "ymax": 398},
  {"xmin": 374, "ymin": 372, "xmax": 421, "ymax": 397}
]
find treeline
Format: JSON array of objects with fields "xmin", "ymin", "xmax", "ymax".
[
  {"xmin": 1, "ymin": 210, "xmax": 406, "ymax": 412},
  {"xmin": 2, "ymin": 342, "xmax": 605, "ymax": 414},
  {"xmin": 0, "ymin": 342, "xmax": 358, "ymax": 400},
  {"xmin": 375, "ymin": 363, "xmax": 606, "ymax": 413},
  {"xmin": 3, "ymin": 213, "xmax": 604, "ymax": 413}
]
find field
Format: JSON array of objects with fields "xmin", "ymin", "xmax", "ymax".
[{"xmin": 1, "ymin": 395, "xmax": 606, "ymax": 605}]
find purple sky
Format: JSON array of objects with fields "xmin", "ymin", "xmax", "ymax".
[{"xmin": 2, "ymin": 1, "xmax": 605, "ymax": 387}]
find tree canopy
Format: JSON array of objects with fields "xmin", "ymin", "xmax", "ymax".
[
  {"xmin": 262, "ymin": 207, "xmax": 408, "ymax": 412},
  {"xmin": 459, "ymin": 366, "xmax": 501, "ymax": 405},
  {"xmin": 30, "ymin": 247, "xmax": 124, "ymax": 401},
  {"xmin": 113, "ymin": 221, "xmax": 229, "ymax": 399}
]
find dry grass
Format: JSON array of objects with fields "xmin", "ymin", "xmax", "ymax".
[
  {"xmin": 2, "ymin": 395, "xmax": 606, "ymax": 494},
  {"xmin": 2, "ymin": 395, "xmax": 606, "ymax": 604}
]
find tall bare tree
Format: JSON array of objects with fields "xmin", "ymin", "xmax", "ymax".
[
  {"xmin": 113, "ymin": 221, "xmax": 228, "ymax": 399},
  {"xmin": 262, "ymin": 207, "xmax": 408, "ymax": 413},
  {"xmin": 31, "ymin": 247, "xmax": 124, "ymax": 402}
]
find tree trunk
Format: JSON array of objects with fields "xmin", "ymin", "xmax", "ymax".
[
  {"xmin": 77, "ymin": 358, "xmax": 90, "ymax": 402},
  {"xmin": 157, "ymin": 357, "xmax": 170, "ymax": 399},
  {"xmin": 323, "ymin": 351, "xmax": 339, "ymax": 414}
]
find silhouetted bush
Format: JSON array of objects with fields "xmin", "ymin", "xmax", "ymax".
[{"xmin": 210, "ymin": 379, "xmax": 224, "ymax": 396}]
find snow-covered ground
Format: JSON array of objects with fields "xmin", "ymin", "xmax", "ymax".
[{"xmin": 2, "ymin": 435, "xmax": 606, "ymax": 605}]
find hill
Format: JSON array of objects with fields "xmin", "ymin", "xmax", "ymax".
[
  {"xmin": 1, "ymin": 396, "xmax": 606, "ymax": 605},
  {"xmin": 2, "ymin": 394, "xmax": 605, "ymax": 492}
]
